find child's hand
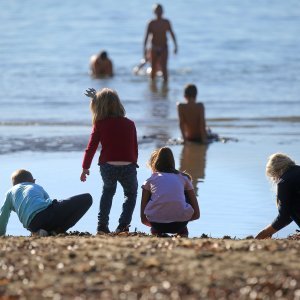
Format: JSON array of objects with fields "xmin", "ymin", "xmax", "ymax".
[
  {"xmin": 84, "ymin": 88, "xmax": 96, "ymax": 99},
  {"xmin": 141, "ymin": 215, "xmax": 151, "ymax": 227},
  {"xmin": 80, "ymin": 169, "xmax": 90, "ymax": 182}
]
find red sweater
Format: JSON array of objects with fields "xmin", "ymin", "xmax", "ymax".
[{"xmin": 82, "ymin": 117, "xmax": 138, "ymax": 169}]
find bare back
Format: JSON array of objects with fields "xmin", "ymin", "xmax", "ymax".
[{"xmin": 177, "ymin": 102, "xmax": 207, "ymax": 142}]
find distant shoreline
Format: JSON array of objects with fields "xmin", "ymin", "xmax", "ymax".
[{"xmin": 1, "ymin": 235, "xmax": 299, "ymax": 299}]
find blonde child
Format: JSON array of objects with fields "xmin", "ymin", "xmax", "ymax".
[
  {"xmin": 81, "ymin": 88, "xmax": 138, "ymax": 234},
  {"xmin": 0, "ymin": 169, "xmax": 92, "ymax": 236},
  {"xmin": 256, "ymin": 153, "xmax": 300, "ymax": 239},
  {"xmin": 140, "ymin": 147, "xmax": 200, "ymax": 237}
]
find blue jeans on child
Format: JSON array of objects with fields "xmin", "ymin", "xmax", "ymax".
[{"xmin": 98, "ymin": 163, "xmax": 138, "ymax": 229}]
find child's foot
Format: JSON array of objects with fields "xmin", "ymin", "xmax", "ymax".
[
  {"xmin": 97, "ymin": 224, "xmax": 110, "ymax": 234},
  {"xmin": 177, "ymin": 226, "xmax": 189, "ymax": 238},
  {"xmin": 150, "ymin": 227, "xmax": 170, "ymax": 237},
  {"xmin": 115, "ymin": 224, "xmax": 130, "ymax": 234},
  {"xmin": 31, "ymin": 229, "xmax": 49, "ymax": 237}
]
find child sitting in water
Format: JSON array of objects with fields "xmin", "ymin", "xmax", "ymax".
[
  {"xmin": 140, "ymin": 147, "xmax": 200, "ymax": 237},
  {"xmin": 177, "ymin": 84, "xmax": 208, "ymax": 144},
  {"xmin": 0, "ymin": 169, "xmax": 92, "ymax": 236}
]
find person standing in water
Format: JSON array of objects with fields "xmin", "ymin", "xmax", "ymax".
[{"xmin": 143, "ymin": 3, "xmax": 178, "ymax": 82}]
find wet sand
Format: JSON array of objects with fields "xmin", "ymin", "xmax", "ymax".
[{"xmin": 1, "ymin": 234, "xmax": 300, "ymax": 299}]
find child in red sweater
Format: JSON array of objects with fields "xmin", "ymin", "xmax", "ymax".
[{"xmin": 80, "ymin": 88, "xmax": 138, "ymax": 234}]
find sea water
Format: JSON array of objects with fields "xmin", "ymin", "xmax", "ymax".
[{"xmin": 0, "ymin": 0, "xmax": 299, "ymax": 237}]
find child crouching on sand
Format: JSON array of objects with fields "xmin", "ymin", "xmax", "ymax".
[
  {"xmin": 140, "ymin": 147, "xmax": 200, "ymax": 237},
  {"xmin": 0, "ymin": 169, "xmax": 92, "ymax": 236}
]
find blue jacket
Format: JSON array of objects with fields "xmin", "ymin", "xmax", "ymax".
[{"xmin": 0, "ymin": 182, "xmax": 53, "ymax": 235}]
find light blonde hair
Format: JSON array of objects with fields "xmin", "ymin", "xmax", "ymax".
[
  {"xmin": 90, "ymin": 88, "xmax": 125, "ymax": 124},
  {"xmin": 11, "ymin": 169, "xmax": 34, "ymax": 186},
  {"xmin": 266, "ymin": 153, "xmax": 295, "ymax": 183}
]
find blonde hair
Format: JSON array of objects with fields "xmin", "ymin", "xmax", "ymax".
[
  {"xmin": 11, "ymin": 169, "xmax": 34, "ymax": 186},
  {"xmin": 90, "ymin": 88, "xmax": 125, "ymax": 124},
  {"xmin": 266, "ymin": 153, "xmax": 295, "ymax": 182}
]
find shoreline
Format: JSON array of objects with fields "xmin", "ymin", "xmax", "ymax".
[{"xmin": 1, "ymin": 234, "xmax": 300, "ymax": 299}]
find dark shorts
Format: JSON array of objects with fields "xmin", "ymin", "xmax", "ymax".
[{"xmin": 150, "ymin": 221, "xmax": 188, "ymax": 234}]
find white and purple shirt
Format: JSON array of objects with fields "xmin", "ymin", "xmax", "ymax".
[{"xmin": 142, "ymin": 172, "xmax": 194, "ymax": 223}]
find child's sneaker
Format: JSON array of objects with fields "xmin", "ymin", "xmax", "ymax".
[
  {"xmin": 177, "ymin": 226, "xmax": 189, "ymax": 238},
  {"xmin": 97, "ymin": 224, "xmax": 110, "ymax": 234},
  {"xmin": 31, "ymin": 229, "xmax": 49, "ymax": 237},
  {"xmin": 150, "ymin": 227, "xmax": 170, "ymax": 237},
  {"xmin": 115, "ymin": 224, "xmax": 130, "ymax": 234}
]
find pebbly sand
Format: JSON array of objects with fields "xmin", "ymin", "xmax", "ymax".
[{"xmin": 1, "ymin": 233, "xmax": 300, "ymax": 299}]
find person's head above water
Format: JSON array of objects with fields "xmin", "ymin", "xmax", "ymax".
[
  {"xmin": 99, "ymin": 51, "xmax": 108, "ymax": 60},
  {"xmin": 153, "ymin": 3, "xmax": 163, "ymax": 17},
  {"xmin": 11, "ymin": 169, "xmax": 35, "ymax": 186}
]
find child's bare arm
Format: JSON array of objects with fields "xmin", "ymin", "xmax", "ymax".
[
  {"xmin": 198, "ymin": 103, "xmax": 207, "ymax": 143},
  {"xmin": 140, "ymin": 189, "xmax": 151, "ymax": 226},
  {"xmin": 186, "ymin": 189, "xmax": 200, "ymax": 220},
  {"xmin": 177, "ymin": 104, "xmax": 186, "ymax": 141}
]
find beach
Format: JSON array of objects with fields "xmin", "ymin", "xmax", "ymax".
[
  {"xmin": 1, "ymin": 0, "xmax": 299, "ymax": 238},
  {"xmin": 1, "ymin": 234, "xmax": 300, "ymax": 299},
  {"xmin": 1, "ymin": 0, "xmax": 300, "ymax": 298}
]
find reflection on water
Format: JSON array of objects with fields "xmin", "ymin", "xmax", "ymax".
[
  {"xmin": 149, "ymin": 80, "xmax": 169, "ymax": 98},
  {"xmin": 137, "ymin": 80, "xmax": 172, "ymax": 147},
  {"xmin": 179, "ymin": 142, "xmax": 208, "ymax": 195},
  {"xmin": 149, "ymin": 80, "xmax": 170, "ymax": 118}
]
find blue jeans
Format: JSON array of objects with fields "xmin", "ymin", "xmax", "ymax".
[{"xmin": 98, "ymin": 163, "xmax": 138, "ymax": 229}]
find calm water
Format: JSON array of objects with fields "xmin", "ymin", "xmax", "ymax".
[{"xmin": 0, "ymin": 0, "xmax": 299, "ymax": 237}]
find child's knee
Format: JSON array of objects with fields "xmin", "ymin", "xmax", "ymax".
[{"xmin": 83, "ymin": 193, "xmax": 93, "ymax": 207}]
